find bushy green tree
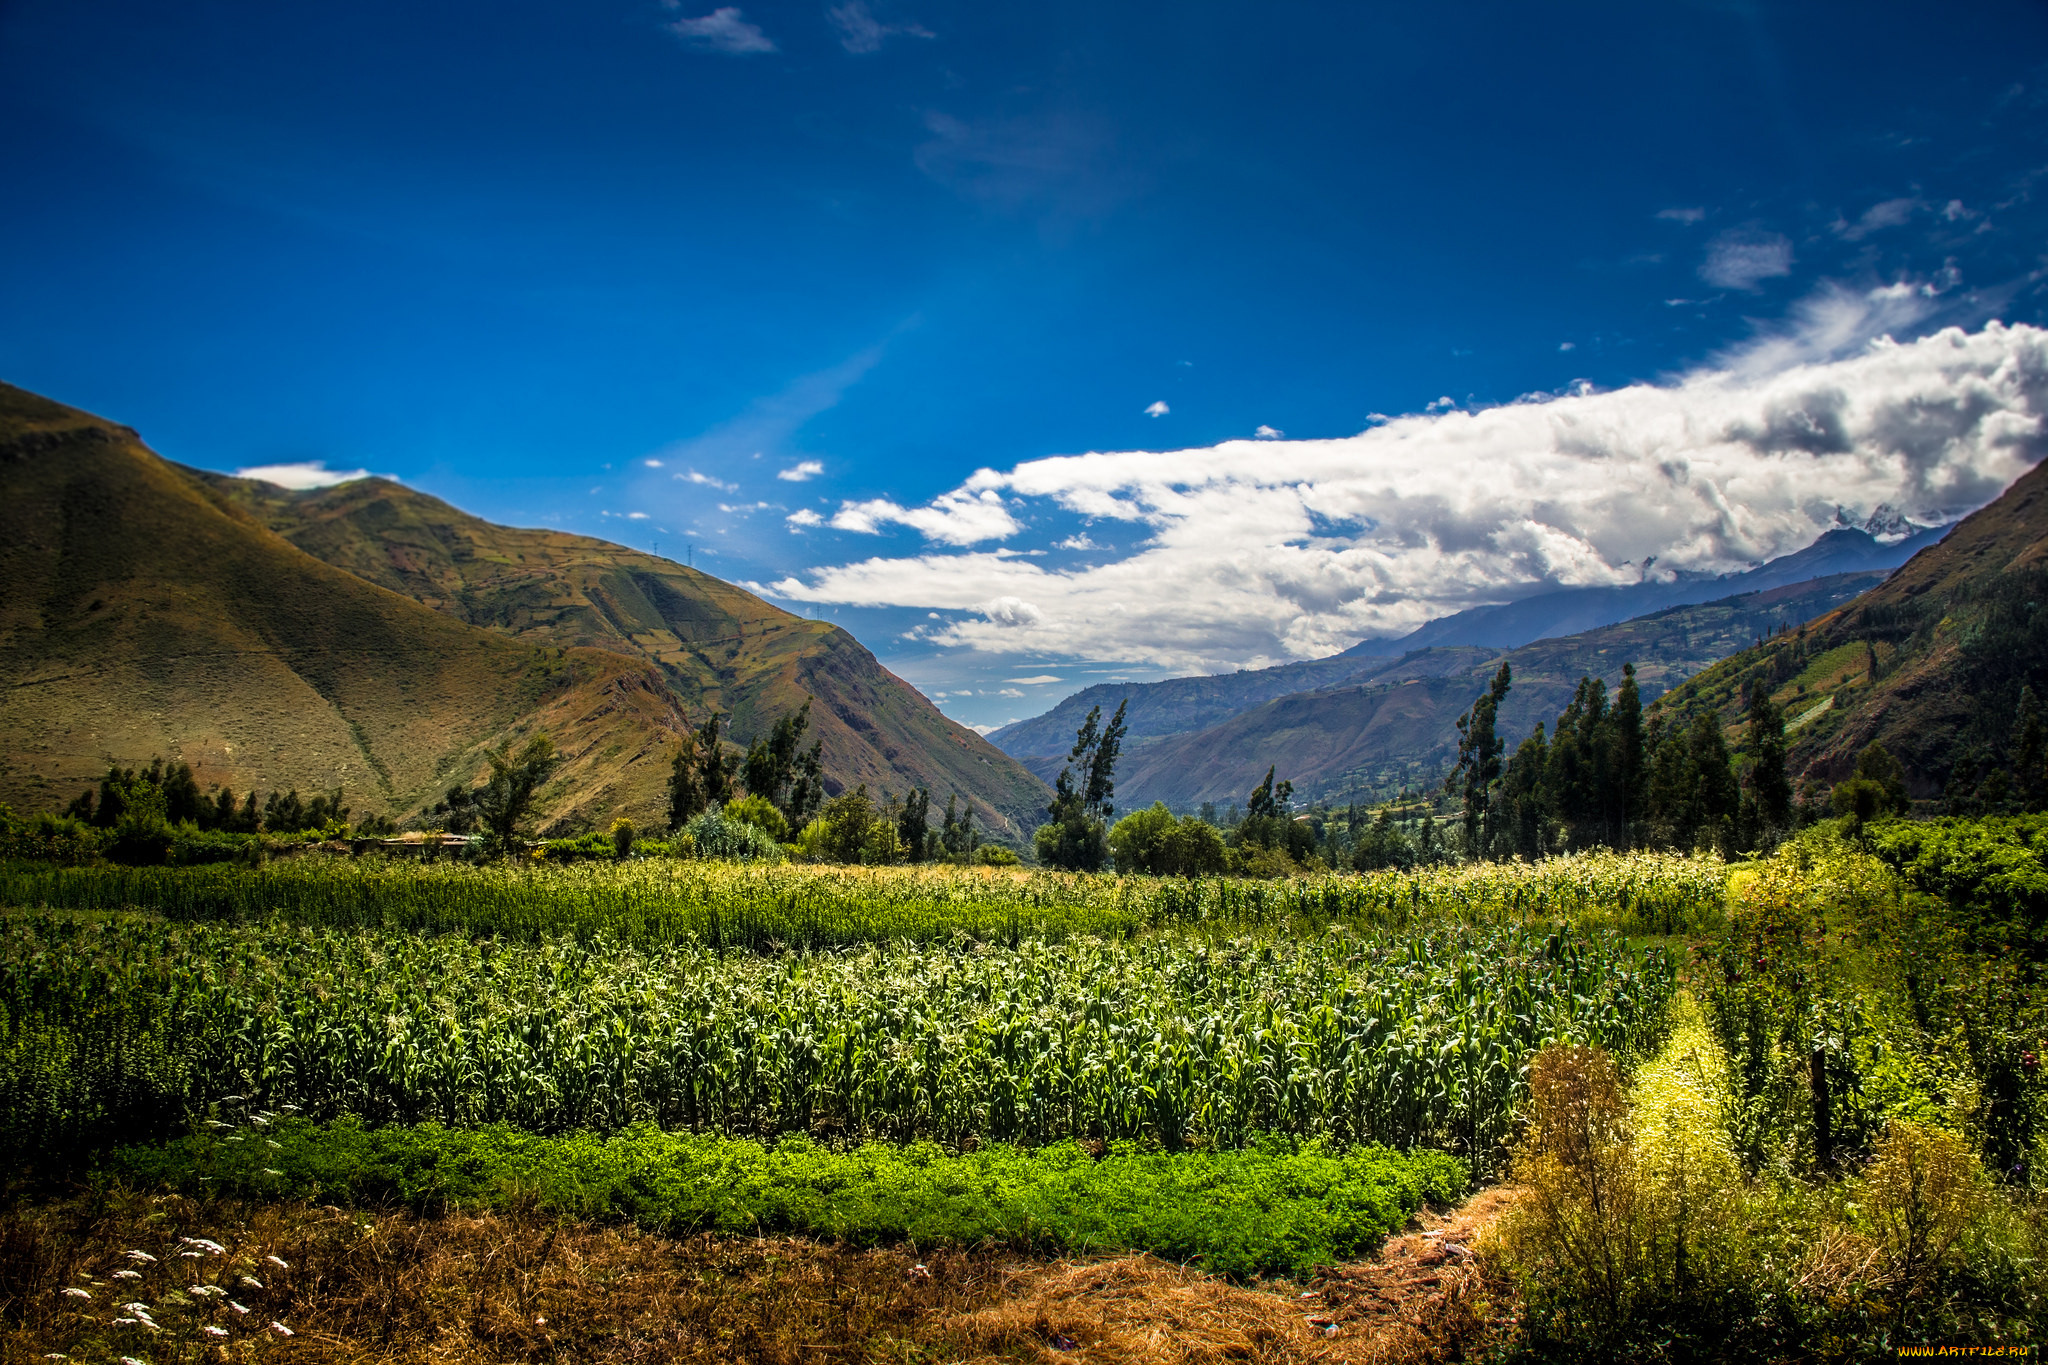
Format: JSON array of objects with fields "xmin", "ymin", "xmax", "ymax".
[
  {"xmin": 464, "ymin": 735, "xmax": 562, "ymax": 854},
  {"xmin": 1350, "ymin": 806, "xmax": 1417, "ymax": 871},
  {"xmin": 939, "ymin": 793, "xmax": 980, "ymax": 857},
  {"xmin": 799, "ymin": 784, "xmax": 900, "ymax": 864},
  {"xmin": 1831, "ymin": 741, "xmax": 1911, "ymax": 828},
  {"xmin": 1108, "ymin": 802, "xmax": 1229, "ymax": 875}
]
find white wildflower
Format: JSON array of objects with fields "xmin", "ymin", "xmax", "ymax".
[
  {"xmin": 270, "ymin": 1321, "xmax": 293, "ymax": 1336},
  {"xmin": 264, "ymin": 1255, "xmax": 288, "ymax": 1269},
  {"xmin": 113, "ymin": 1270, "xmax": 142, "ymax": 1280},
  {"xmin": 124, "ymin": 1251, "xmax": 156, "ymax": 1263},
  {"xmin": 60, "ymin": 1288, "xmax": 90, "ymax": 1299},
  {"xmin": 203, "ymin": 1326, "xmax": 229, "ymax": 1338},
  {"xmin": 261, "ymin": 1168, "xmax": 283, "ymax": 1176},
  {"xmin": 238, "ymin": 1276, "xmax": 262, "ymax": 1289},
  {"xmin": 228, "ymin": 1300, "xmax": 250, "ymax": 1315}
]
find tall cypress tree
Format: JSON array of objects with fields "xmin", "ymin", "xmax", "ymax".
[
  {"xmin": 1746, "ymin": 681, "xmax": 1793, "ymax": 833},
  {"xmin": 1451, "ymin": 663, "xmax": 1512, "ymax": 856},
  {"xmin": 1610, "ymin": 664, "xmax": 1646, "ymax": 848}
]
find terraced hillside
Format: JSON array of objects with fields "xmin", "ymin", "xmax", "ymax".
[{"xmin": 1662, "ymin": 456, "xmax": 2047, "ymax": 802}]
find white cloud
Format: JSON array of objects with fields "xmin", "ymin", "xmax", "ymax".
[
  {"xmin": 627, "ymin": 511, "xmax": 650, "ymax": 520},
  {"xmin": 1255, "ymin": 425, "xmax": 1283, "ymax": 439},
  {"xmin": 998, "ymin": 688, "xmax": 1024, "ymax": 697},
  {"xmin": 1559, "ymin": 342, "xmax": 1575, "ymax": 352},
  {"xmin": 778, "ymin": 459, "xmax": 825, "ymax": 482},
  {"xmin": 1145, "ymin": 401, "xmax": 1170, "ymax": 417},
  {"xmin": 1006, "ymin": 675, "xmax": 1063, "ymax": 684},
  {"xmin": 827, "ymin": 1, "xmax": 933, "ymax": 53},
  {"xmin": 679, "ymin": 470, "xmax": 739, "ymax": 492},
  {"xmin": 1835, "ymin": 197, "xmax": 1921, "ymax": 241},
  {"xmin": 1055, "ymin": 533, "xmax": 1099, "ymax": 550},
  {"xmin": 644, "ymin": 458, "xmax": 665, "ymax": 468},
  {"xmin": 665, "ymin": 5, "xmax": 775, "ymax": 53},
  {"xmin": 966, "ymin": 723, "xmax": 1000, "ymax": 735},
  {"xmin": 1656, "ymin": 207, "xmax": 1706, "ymax": 224},
  {"xmin": 234, "ymin": 461, "xmax": 372, "ymax": 490},
  {"xmin": 786, "ymin": 508, "xmax": 824, "ymax": 529},
  {"xmin": 825, "ymin": 487, "xmax": 1020, "ymax": 545},
  {"xmin": 769, "ymin": 304, "xmax": 2048, "ymax": 674},
  {"xmin": 1700, "ymin": 229, "xmax": 1794, "ymax": 290}
]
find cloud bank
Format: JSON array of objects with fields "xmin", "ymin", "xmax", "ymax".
[{"xmin": 770, "ymin": 303, "xmax": 2047, "ymax": 675}]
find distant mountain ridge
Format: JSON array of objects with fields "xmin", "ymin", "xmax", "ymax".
[
  {"xmin": 0, "ymin": 382, "xmax": 1049, "ymax": 836},
  {"xmin": 1106, "ymin": 571, "xmax": 1888, "ymax": 811},
  {"xmin": 1351, "ymin": 524, "xmax": 1944, "ymax": 656},
  {"xmin": 990, "ymin": 524, "xmax": 1935, "ymax": 771}
]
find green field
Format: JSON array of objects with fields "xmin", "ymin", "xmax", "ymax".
[{"xmin": 2, "ymin": 827, "xmax": 2043, "ymax": 1348}]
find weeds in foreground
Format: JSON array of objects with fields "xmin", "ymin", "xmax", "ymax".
[{"xmin": 1488, "ymin": 1015, "xmax": 2045, "ymax": 1362}]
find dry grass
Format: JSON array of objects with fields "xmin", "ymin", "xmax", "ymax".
[
  {"xmin": 0, "ymin": 1191, "xmax": 1517, "ymax": 1365},
  {"xmin": 943, "ymin": 1188, "xmax": 1517, "ymax": 1365}
]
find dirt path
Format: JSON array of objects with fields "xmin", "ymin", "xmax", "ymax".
[{"xmin": 944, "ymin": 1187, "xmax": 1519, "ymax": 1364}]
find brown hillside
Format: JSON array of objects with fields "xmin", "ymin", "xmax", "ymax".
[
  {"xmin": 190, "ymin": 471, "xmax": 1050, "ymax": 836},
  {"xmin": 1662, "ymin": 458, "xmax": 2048, "ymax": 800},
  {"xmin": 0, "ymin": 382, "xmax": 684, "ymax": 828}
]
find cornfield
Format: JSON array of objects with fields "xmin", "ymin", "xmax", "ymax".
[
  {"xmin": 0, "ymin": 915, "xmax": 1674, "ymax": 1177},
  {"xmin": 0, "ymin": 849, "xmax": 1726, "ymax": 949}
]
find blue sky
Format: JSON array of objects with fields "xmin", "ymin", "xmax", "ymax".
[{"xmin": 4, "ymin": 0, "xmax": 2047, "ymax": 730}]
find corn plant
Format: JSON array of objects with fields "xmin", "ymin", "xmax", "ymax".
[{"xmin": 1, "ymin": 916, "xmax": 1674, "ymax": 1177}]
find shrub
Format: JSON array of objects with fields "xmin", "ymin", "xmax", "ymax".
[
  {"xmin": 1861, "ymin": 1120, "xmax": 1991, "ymax": 1287},
  {"xmin": 684, "ymin": 806, "xmax": 783, "ymax": 861},
  {"xmin": 723, "ymin": 794, "xmax": 789, "ymax": 843},
  {"xmin": 609, "ymin": 817, "xmax": 636, "ymax": 859}
]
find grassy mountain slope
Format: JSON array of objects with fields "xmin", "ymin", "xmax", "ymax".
[
  {"xmin": 1111, "ymin": 572, "xmax": 1886, "ymax": 810},
  {"xmin": 0, "ymin": 382, "xmax": 686, "ymax": 829},
  {"xmin": 189, "ymin": 465, "xmax": 1047, "ymax": 835},
  {"xmin": 1659, "ymin": 459, "xmax": 2048, "ymax": 801},
  {"xmin": 0, "ymin": 384, "xmax": 1047, "ymax": 836}
]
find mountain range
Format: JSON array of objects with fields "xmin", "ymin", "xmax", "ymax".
[
  {"xmin": 0, "ymin": 382, "xmax": 1049, "ymax": 837},
  {"xmin": 991, "ymin": 521, "xmax": 1944, "ymax": 810}
]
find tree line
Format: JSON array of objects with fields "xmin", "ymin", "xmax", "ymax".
[{"xmin": 661, "ymin": 699, "xmax": 1010, "ymax": 865}]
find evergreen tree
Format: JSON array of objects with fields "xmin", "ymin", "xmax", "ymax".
[
  {"xmin": 2013, "ymin": 685, "xmax": 2046, "ymax": 813},
  {"xmin": 1450, "ymin": 662, "xmax": 1511, "ymax": 855},
  {"xmin": 897, "ymin": 787, "xmax": 932, "ymax": 861},
  {"xmin": 1034, "ymin": 702, "xmax": 1126, "ymax": 871},
  {"xmin": 939, "ymin": 793, "xmax": 980, "ymax": 856},
  {"xmin": 1608, "ymin": 664, "xmax": 1646, "ymax": 847},
  {"xmin": 1745, "ymin": 681, "xmax": 1793, "ymax": 835},
  {"xmin": 666, "ymin": 728, "xmax": 707, "ymax": 832},
  {"xmin": 1494, "ymin": 724, "xmax": 1551, "ymax": 860},
  {"xmin": 741, "ymin": 700, "xmax": 825, "ymax": 831},
  {"xmin": 667, "ymin": 713, "xmax": 736, "ymax": 832}
]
